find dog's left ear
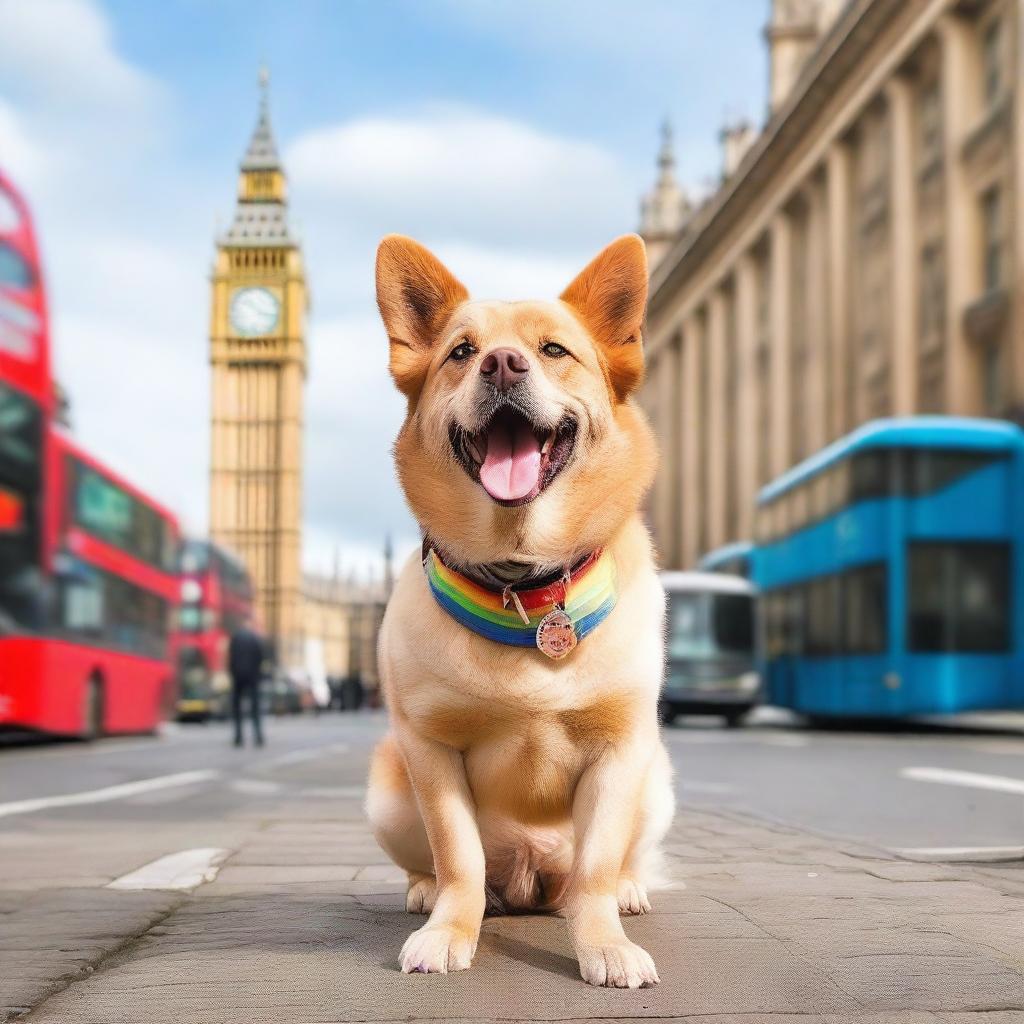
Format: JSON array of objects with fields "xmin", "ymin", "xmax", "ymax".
[
  {"xmin": 376, "ymin": 235, "xmax": 469, "ymax": 399},
  {"xmin": 560, "ymin": 234, "xmax": 648, "ymax": 402}
]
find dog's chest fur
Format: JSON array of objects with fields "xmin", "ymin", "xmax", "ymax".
[{"xmin": 381, "ymin": 518, "xmax": 666, "ymax": 827}]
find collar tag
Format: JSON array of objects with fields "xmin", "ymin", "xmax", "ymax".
[{"xmin": 536, "ymin": 607, "xmax": 578, "ymax": 659}]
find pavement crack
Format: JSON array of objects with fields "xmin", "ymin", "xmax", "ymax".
[
  {"xmin": 14, "ymin": 898, "xmax": 186, "ymax": 1022},
  {"xmin": 700, "ymin": 894, "xmax": 867, "ymax": 1011}
]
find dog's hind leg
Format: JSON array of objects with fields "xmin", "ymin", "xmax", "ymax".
[
  {"xmin": 618, "ymin": 743, "xmax": 674, "ymax": 915},
  {"xmin": 365, "ymin": 732, "xmax": 436, "ymax": 913}
]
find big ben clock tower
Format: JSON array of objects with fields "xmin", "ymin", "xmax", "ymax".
[{"xmin": 209, "ymin": 69, "xmax": 307, "ymax": 668}]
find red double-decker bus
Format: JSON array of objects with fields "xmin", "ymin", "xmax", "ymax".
[
  {"xmin": 172, "ymin": 539, "xmax": 254, "ymax": 721},
  {"xmin": 0, "ymin": 168, "xmax": 180, "ymax": 739}
]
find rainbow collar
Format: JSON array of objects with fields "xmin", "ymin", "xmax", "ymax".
[{"xmin": 424, "ymin": 546, "xmax": 617, "ymax": 657}]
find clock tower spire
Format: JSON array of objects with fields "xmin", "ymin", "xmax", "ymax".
[{"xmin": 208, "ymin": 68, "xmax": 309, "ymax": 670}]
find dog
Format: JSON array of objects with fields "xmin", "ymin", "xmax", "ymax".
[{"xmin": 365, "ymin": 233, "xmax": 673, "ymax": 988}]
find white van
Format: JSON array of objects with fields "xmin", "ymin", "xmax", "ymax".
[{"xmin": 659, "ymin": 571, "xmax": 760, "ymax": 727}]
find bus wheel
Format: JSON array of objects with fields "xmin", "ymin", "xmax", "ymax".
[{"xmin": 82, "ymin": 676, "xmax": 104, "ymax": 741}]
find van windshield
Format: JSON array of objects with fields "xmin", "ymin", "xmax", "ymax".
[{"xmin": 667, "ymin": 591, "xmax": 755, "ymax": 661}]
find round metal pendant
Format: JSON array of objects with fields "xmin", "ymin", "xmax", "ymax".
[{"xmin": 536, "ymin": 608, "xmax": 578, "ymax": 660}]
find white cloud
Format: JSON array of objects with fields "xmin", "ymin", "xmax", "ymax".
[
  {"xmin": 53, "ymin": 309, "xmax": 208, "ymax": 533},
  {"xmin": 287, "ymin": 105, "xmax": 632, "ymax": 249},
  {"xmin": 0, "ymin": 0, "xmax": 160, "ymax": 111},
  {"xmin": 0, "ymin": 98, "xmax": 47, "ymax": 183}
]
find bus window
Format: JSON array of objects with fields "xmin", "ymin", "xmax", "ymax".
[
  {"xmin": 908, "ymin": 542, "xmax": 1009, "ymax": 652},
  {"xmin": 762, "ymin": 591, "xmax": 783, "ymax": 656},
  {"xmin": 850, "ymin": 450, "xmax": 889, "ymax": 502},
  {"xmin": 811, "ymin": 472, "xmax": 831, "ymax": 521},
  {"xmin": 181, "ymin": 540, "xmax": 210, "ymax": 573},
  {"xmin": 843, "ymin": 563, "xmax": 887, "ymax": 653},
  {"xmin": 830, "ymin": 460, "xmax": 850, "ymax": 510},
  {"xmin": 667, "ymin": 590, "xmax": 756, "ymax": 660},
  {"xmin": 806, "ymin": 575, "xmax": 840, "ymax": 655},
  {"xmin": 791, "ymin": 485, "xmax": 809, "ymax": 532},
  {"xmin": 0, "ymin": 240, "xmax": 34, "ymax": 289},
  {"xmin": 72, "ymin": 459, "xmax": 176, "ymax": 572},
  {"xmin": 0, "ymin": 383, "xmax": 42, "ymax": 484},
  {"xmin": 907, "ymin": 450, "xmax": 1006, "ymax": 497},
  {"xmin": 711, "ymin": 593, "xmax": 755, "ymax": 652},
  {"xmin": 781, "ymin": 588, "xmax": 805, "ymax": 655}
]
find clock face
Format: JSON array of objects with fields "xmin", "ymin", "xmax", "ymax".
[{"xmin": 230, "ymin": 287, "xmax": 280, "ymax": 337}]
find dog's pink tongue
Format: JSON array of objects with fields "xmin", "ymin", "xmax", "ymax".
[{"xmin": 480, "ymin": 418, "xmax": 542, "ymax": 502}]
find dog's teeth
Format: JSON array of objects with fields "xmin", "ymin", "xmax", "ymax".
[{"xmin": 541, "ymin": 432, "xmax": 554, "ymax": 456}]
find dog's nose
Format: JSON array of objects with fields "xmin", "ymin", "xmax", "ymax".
[{"xmin": 480, "ymin": 348, "xmax": 530, "ymax": 391}]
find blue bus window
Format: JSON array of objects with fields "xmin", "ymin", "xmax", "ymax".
[
  {"xmin": 791, "ymin": 485, "xmax": 809, "ymax": 532},
  {"xmin": 850, "ymin": 451, "xmax": 889, "ymax": 502},
  {"xmin": 811, "ymin": 472, "xmax": 830, "ymax": 521},
  {"xmin": 908, "ymin": 542, "xmax": 1010, "ymax": 652},
  {"xmin": 831, "ymin": 460, "xmax": 850, "ymax": 509},
  {"xmin": 806, "ymin": 575, "xmax": 840, "ymax": 655},
  {"xmin": 781, "ymin": 589, "xmax": 805, "ymax": 655},
  {"xmin": 907, "ymin": 450, "xmax": 1005, "ymax": 496},
  {"xmin": 842, "ymin": 563, "xmax": 887, "ymax": 653}
]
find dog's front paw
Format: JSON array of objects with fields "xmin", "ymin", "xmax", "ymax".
[
  {"xmin": 617, "ymin": 877, "xmax": 651, "ymax": 915},
  {"xmin": 399, "ymin": 923, "xmax": 477, "ymax": 975},
  {"xmin": 577, "ymin": 939, "xmax": 659, "ymax": 988}
]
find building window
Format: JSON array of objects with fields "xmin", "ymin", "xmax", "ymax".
[
  {"xmin": 981, "ymin": 188, "xmax": 1002, "ymax": 292},
  {"xmin": 982, "ymin": 18, "xmax": 1003, "ymax": 107}
]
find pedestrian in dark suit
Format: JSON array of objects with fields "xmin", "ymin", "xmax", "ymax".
[{"xmin": 228, "ymin": 621, "xmax": 266, "ymax": 747}]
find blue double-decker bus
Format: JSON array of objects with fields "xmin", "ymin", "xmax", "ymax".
[{"xmin": 753, "ymin": 417, "xmax": 1024, "ymax": 718}]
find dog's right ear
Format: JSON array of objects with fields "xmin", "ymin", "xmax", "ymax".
[{"xmin": 376, "ymin": 235, "xmax": 469, "ymax": 399}]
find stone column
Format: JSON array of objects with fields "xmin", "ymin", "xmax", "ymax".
[
  {"xmin": 940, "ymin": 13, "xmax": 978, "ymax": 415},
  {"xmin": 649, "ymin": 346, "xmax": 675, "ymax": 566},
  {"xmin": 706, "ymin": 289, "xmax": 727, "ymax": 552},
  {"xmin": 887, "ymin": 73, "xmax": 917, "ymax": 415},
  {"xmin": 805, "ymin": 177, "xmax": 830, "ymax": 451},
  {"xmin": 681, "ymin": 317, "xmax": 702, "ymax": 566},
  {"xmin": 734, "ymin": 253, "xmax": 759, "ymax": 541},
  {"xmin": 769, "ymin": 213, "xmax": 792, "ymax": 476},
  {"xmin": 826, "ymin": 143, "xmax": 852, "ymax": 439}
]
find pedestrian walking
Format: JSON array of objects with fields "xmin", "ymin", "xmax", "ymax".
[{"xmin": 228, "ymin": 617, "xmax": 267, "ymax": 747}]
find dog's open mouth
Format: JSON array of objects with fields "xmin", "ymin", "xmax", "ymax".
[{"xmin": 450, "ymin": 408, "xmax": 578, "ymax": 506}]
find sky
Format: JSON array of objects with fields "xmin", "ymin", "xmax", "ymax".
[{"xmin": 0, "ymin": 0, "xmax": 767, "ymax": 580}]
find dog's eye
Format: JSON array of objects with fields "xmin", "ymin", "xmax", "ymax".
[
  {"xmin": 448, "ymin": 340, "xmax": 476, "ymax": 363},
  {"xmin": 541, "ymin": 341, "xmax": 568, "ymax": 358}
]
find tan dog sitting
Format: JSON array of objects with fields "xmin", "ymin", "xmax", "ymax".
[{"xmin": 365, "ymin": 234, "xmax": 673, "ymax": 988}]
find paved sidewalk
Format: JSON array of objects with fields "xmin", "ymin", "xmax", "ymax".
[{"xmin": 11, "ymin": 796, "xmax": 1023, "ymax": 1021}]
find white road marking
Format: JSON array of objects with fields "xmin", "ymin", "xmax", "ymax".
[
  {"xmin": 107, "ymin": 847, "xmax": 229, "ymax": 890},
  {"xmin": 299, "ymin": 785, "xmax": 366, "ymax": 798},
  {"xmin": 0, "ymin": 770, "xmax": 219, "ymax": 819},
  {"xmin": 230, "ymin": 779, "xmax": 283, "ymax": 795},
  {"xmin": 894, "ymin": 845, "xmax": 1024, "ymax": 863},
  {"xmin": 265, "ymin": 742, "xmax": 350, "ymax": 769},
  {"xmin": 678, "ymin": 780, "xmax": 738, "ymax": 794},
  {"xmin": 901, "ymin": 766, "xmax": 1024, "ymax": 795},
  {"xmin": 664, "ymin": 730, "xmax": 809, "ymax": 747}
]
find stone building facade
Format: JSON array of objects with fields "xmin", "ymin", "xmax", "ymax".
[{"xmin": 640, "ymin": 0, "xmax": 1022, "ymax": 569}]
